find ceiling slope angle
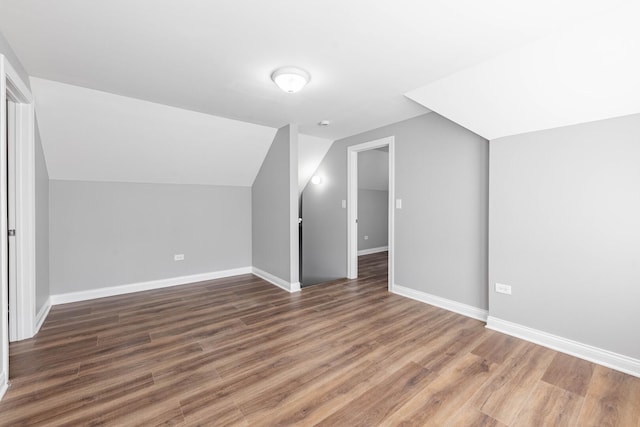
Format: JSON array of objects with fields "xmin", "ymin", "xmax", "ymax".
[
  {"xmin": 0, "ymin": 0, "xmax": 629, "ymax": 140},
  {"xmin": 31, "ymin": 78, "xmax": 277, "ymax": 186},
  {"xmin": 298, "ymin": 134, "xmax": 333, "ymax": 193},
  {"xmin": 406, "ymin": 1, "xmax": 640, "ymax": 140}
]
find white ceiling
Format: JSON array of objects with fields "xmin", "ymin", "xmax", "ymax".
[
  {"xmin": 0, "ymin": 0, "xmax": 626, "ymax": 141},
  {"xmin": 407, "ymin": 1, "xmax": 640, "ymax": 140},
  {"xmin": 31, "ymin": 78, "xmax": 277, "ymax": 186}
]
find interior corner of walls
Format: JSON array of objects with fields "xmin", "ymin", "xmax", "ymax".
[
  {"xmin": 35, "ymin": 296, "xmax": 52, "ymax": 334},
  {"xmin": 252, "ymin": 267, "xmax": 299, "ymax": 293},
  {"xmin": 392, "ymin": 284, "xmax": 488, "ymax": 322}
]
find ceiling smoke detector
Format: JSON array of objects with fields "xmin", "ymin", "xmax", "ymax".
[{"xmin": 318, "ymin": 120, "xmax": 331, "ymax": 127}]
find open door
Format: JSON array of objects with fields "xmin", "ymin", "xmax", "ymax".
[{"xmin": 1, "ymin": 55, "xmax": 37, "ymax": 400}]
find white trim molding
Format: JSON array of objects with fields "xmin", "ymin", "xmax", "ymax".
[
  {"xmin": 358, "ymin": 246, "xmax": 388, "ymax": 256},
  {"xmin": 50, "ymin": 267, "xmax": 252, "ymax": 305},
  {"xmin": 1, "ymin": 54, "xmax": 37, "ymax": 401},
  {"xmin": 35, "ymin": 297, "xmax": 52, "ymax": 334},
  {"xmin": 393, "ymin": 284, "xmax": 488, "ymax": 322},
  {"xmin": 0, "ymin": 372, "xmax": 8, "ymax": 401},
  {"xmin": 252, "ymin": 267, "xmax": 300, "ymax": 293},
  {"xmin": 0, "ymin": 55, "xmax": 7, "ymax": 401},
  {"xmin": 1, "ymin": 56, "xmax": 36, "ymax": 342},
  {"xmin": 487, "ymin": 316, "xmax": 640, "ymax": 378}
]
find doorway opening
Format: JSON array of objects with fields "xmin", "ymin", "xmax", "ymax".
[
  {"xmin": 1, "ymin": 56, "xmax": 37, "ymax": 398},
  {"xmin": 347, "ymin": 136, "xmax": 395, "ymax": 291}
]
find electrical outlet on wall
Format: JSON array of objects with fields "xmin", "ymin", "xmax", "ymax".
[
  {"xmin": 364, "ymin": 235, "xmax": 368, "ymax": 240},
  {"xmin": 174, "ymin": 254, "xmax": 185, "ymax": 261},
  {"xmin": 495, "ymin": 283, "xmax": 511, "ymax": 295}
]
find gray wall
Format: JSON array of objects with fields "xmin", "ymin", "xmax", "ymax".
[
  {"xmin": 489, "ymin": 113, "xmax": 640, "ymax": 359},
  {"xmin": 252, "ymin": 125, "xmax": 299, "ymax": 284},
  {"xmin": 302, "ymin": 113, "xmax": 489, "ymax": 311},
  {"xmin": 358, "ymin": 149, "xmax": 389, "ymax": 191},
  {"xmin": 50, "ymin": 180, "xmax": 251, "ymax": 294},
  {"xmin": 358, "ymin": 189, "xmax": 388, "ymax": 251},
  {"xmin": 357, "ymin": 149, "xmax": 389, "ymax": 251},
  {"xmin": 35, "ymin": 124, "xmax": 49, "ymax": 311}
]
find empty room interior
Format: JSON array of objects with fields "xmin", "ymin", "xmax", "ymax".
[{"xmin": 0, "ymin": 1, "xmax": 639, "ymax": 425}]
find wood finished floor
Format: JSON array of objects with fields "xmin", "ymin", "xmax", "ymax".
[{"xmin": 2, "ymin": 252, "xmax": 639, "ymax": 426}]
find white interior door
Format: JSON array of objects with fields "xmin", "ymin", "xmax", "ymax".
[
  {"xmin": 6, "ymin": 100, "xmax": 16, "ymax": 342},
  {"xmin": 1, "ymin": 63, "xmax": 9, "ymax": 397}
]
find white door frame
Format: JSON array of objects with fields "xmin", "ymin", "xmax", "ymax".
[
  {"xmin": 1, "ymin": 55, "xmax": 36, "ymax": 355},
  {"xmin": 347, "ymin": 136, "xmax": 395, "ymax": 291}
]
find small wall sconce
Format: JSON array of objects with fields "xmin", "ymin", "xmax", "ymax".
[{"xmin": 311, "ymin": 175, "xmax": 323, "ymax": 185}]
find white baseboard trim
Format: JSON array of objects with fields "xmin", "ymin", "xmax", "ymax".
[
  {"xmin": 358, "ymin": 246, "xmax": 388, "ymax": 256},
  {"xmin": 34, "ymin": 297, "xmax": 52, "ymax": 333},
  {"xmin": 50, "ymin": 267, "xmax": 252, "ymax": 305},
  {"xmin": 392, "ymin": 284, "xmax": 488, "ymax": 322},
  {"xmin": 252, "ymin": 267, "xmax": 300, "ymax": 293},
  {"xmin": 0, "ymin": 372, "xmax": 8, "ymax": 401},
  {"xmin": 487, "ymin": 316, "xmax": 640, "ymax": 378}
]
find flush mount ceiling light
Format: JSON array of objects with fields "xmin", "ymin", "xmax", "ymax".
[{"xmin": 271, "ymin": 66, "xmax": 310, "ymax": 93}]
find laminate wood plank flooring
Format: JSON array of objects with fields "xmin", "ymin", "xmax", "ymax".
[{"xmin": 1, "ymin": 251, "xmax": 639, "ymax": 426}]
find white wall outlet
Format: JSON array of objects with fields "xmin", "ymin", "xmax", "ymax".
[
  {"xmin": 341, "ymin": 200, "xmax": 346, "ymax": 208},
  {"xmin": 495, "ymin": 283, "xmax": 511, "ymax": 295},
  {"xmin": 174, "ymin": 254, "xmax": 185, "ymax": 261},
  {"xmin": 364, "ymin": 235, "xmax": 369, "ymax": 240},
  {"xmin": 396, "ymin": 199, "xmax": 402, "ymax": 209}
]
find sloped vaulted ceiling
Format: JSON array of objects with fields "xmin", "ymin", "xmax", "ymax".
[
  {"xmin": 0, "ymin": 0, "xmax": 628, "ymax": 140},
  {"xmin": 406, "ymin": 1, "xmax": 640, "ymax": 140},
  {"xmin": 31, "ymin": 78, "xmax": 334, "ymax": 187},
  {"xmin": 31, "ymin": 78, "xmax": 278, "ymax": 186},
  {"xmin": 2, "ymin": 0, "xmax": 634, "ymax": 181}
]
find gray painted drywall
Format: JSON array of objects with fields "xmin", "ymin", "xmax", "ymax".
[
  {"xmin": 252, "ymin": 125, "xmax": 299, "ymax": 284},
  {"xmin": 357, "ymin": 150, "xmax": 389, "ymax": 251},
  {"xmin": 0, "ymin": 30, "xmax": 29, "ymax": 88},
  {"xmin": 358, "ymin": 149, "xmax": 389, "ymax": 191},
  {"xmin": 50, "ymin": 181, "xmax": 251, "ymax": 294},
  {"xmin": 302, "ymin": 113, "xmax": 489, "ymax": 311},
  {"xmin": 34, "ymin": 122, "xmax": 49, "ymax": 311},
  {"xmin": 358, "ymin": 189, "xmax": 388, "ymax": 251},
  {"xmin": 489, "ymin": 113, "xmax": 640, "ymax": 359}
]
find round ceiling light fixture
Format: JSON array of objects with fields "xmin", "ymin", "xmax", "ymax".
[{"xmin": 271, "ymin": 66, "xmax": 310, "ymax": 93}]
